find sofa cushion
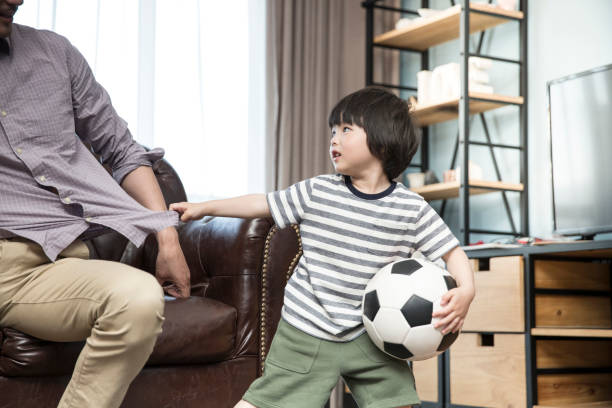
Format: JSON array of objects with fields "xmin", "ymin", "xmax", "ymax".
[{"xmin": 0, "ymin": 296, "xmax": 237, "ymax": 377}]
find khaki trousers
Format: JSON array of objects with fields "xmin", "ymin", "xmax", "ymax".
[{"xmin": 0, "ymin": 238, "xmax": 165, "ymax": 408}]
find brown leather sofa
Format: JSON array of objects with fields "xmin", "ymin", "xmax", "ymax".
[{"xmin": 0, "ymin": 159, "xmax": 302, "ymax": 408}]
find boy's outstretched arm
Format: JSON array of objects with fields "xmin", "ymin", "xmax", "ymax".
[
  {"xmin": 432, "ymin": 246, "xmax": 475, "ymax": 334},
  {"xmin": 170, "ymin": 194, "xmax": 270, "ymax": 222}
]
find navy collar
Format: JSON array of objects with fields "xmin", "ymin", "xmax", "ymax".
[{"xmin": 343, "ymin": 175, "xmax": 396, "ymax": 200}]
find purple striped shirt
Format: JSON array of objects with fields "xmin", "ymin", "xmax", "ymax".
[{"xmin": 0, "ymin": 24, "xmax": 178, "ymax": 261}]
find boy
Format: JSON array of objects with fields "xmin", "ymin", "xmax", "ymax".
[{"xmin": 170, "ymin": 87, "xmax": 475, "ymax": 408}]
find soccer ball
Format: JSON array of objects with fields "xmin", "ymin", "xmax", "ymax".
[{"xmin": 361, "ymin": 258, "xmax": 459, "ymax": 361}]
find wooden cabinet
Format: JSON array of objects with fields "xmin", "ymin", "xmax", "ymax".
[
  {"xmin": 450, "ymin": 333, "xmax": 526, "ymax": 408},
  {"xmin": 535, "ymin": 338, "xmax": 612, "ymax": 406},
  {"xmin": 463, "ymin": 256, "xmax": 524, "ymax": 332},
  {"xmin": 533, "ymin": 260, "xmax": 612, "ymax": 329},
  {"xmin": 413, "ymin": 356, "xmax": 440, "ymax": 403},
  {"xmin": 459, "ymin": 242, "xmax": 612, "ymax": 408}
]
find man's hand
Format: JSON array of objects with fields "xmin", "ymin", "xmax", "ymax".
[
  {"xmin": 155, "ymin": 227, "xmax": 190, "ymax": 298},
  {"xmin": 431, "ymin": 286, "xmax": 474, "ymax": 334}
]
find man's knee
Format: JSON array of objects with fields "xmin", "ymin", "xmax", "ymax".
[{"xmin": 99, "ymin": 269, "xmax": 165, "ymax": 344}]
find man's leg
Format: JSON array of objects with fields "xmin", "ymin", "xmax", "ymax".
[{"xmin": 0, "ymin": 238, "xmax": 165, "ymax": 408}]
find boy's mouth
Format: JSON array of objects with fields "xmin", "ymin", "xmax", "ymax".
[{"xmin": 331, "ymin": 150, "xmax": 341, "ymax": 161}]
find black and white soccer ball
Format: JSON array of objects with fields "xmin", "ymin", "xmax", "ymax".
[{"xmin": 361, "ymin": 258, "xmax": 459, "ymax": 361}]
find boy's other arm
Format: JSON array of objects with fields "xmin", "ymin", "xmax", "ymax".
[
  {"xmin": 170, "ymin": 194, "xmax": 270, "ymax": 222},
  {"xmin": 432, "ymin": 246, "xmax": 475, "ymax": 334}
]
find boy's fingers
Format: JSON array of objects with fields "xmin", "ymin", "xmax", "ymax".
[
  {"xmin": 440, "ymin": 290, "xmax": 454, "ymax": 305},
  {"xmin": 449, "ymin": 317, "xmax": 461, "ymax": 333},
  {"xmin": 432, "ymin": 307, "xmax": 447, "ymax": 317},
  {"xmin": 434, "ymin": 312, "xmax": 455, "ymax": 329},
  {"xmin": 441, "ymin": 316, "xmax": 459, "ymax": 334},
  {"xmin": 454, "ymin": 318, "xmax": 464, "ymax": 333}
]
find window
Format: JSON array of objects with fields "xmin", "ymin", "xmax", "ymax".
[{"xmin": 15, "ymin": 0, "xmax": 266, "ymax": 200}]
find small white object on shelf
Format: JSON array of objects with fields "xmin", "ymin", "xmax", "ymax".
[
  {"xmin": 417, "ymin": 70, "xmax": 433, "ymax": 106},
  {"xmin": 415, "ymin": 58, "xmax": 494, "ymax": 107},
  {"xmin": 454, "ymin": 160, "xmax": 484, "ymax": 182},
  {"xmin": 395, "ymin": 7, "xmax": 448, "ymax": 30},
  {"xmin": 406, "ymin": 172, "xmax": 425, "ymax": 188},
  {"xmin": 469, "ymin": 56, "xmax": 493, "ymax": 70},
  {"xmin": 416, "ymin": 8, "xmax": 443, "ymax": 18},
  {"xmin": 497, "ymin": 0, "xmax": 517, "ymax": 11},
  {"xmin": 395, "ymin": 17, "xmax": 416, "ymax": 30}
]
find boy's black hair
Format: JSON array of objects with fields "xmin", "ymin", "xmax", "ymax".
[{"xmin": 328, "ymin": 87, "xmax": 420, "ymax": 181}]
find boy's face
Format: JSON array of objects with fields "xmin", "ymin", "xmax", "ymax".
[{"xmin": 330, "ymin": 123, "xmax": 383, "ymax": 177}]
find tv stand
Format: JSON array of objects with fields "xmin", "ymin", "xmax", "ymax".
[{"xmin": 449, "ymin": 240, "xmax": 612, "ymax": 407}]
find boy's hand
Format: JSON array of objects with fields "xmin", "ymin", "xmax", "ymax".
[
  {"xmin": 169, "ymin": 202, "xmax": 206, "ymax": 221},
  {"xmin": 432, "ymin": 286, "xmax": 475, "ymax": 334}
]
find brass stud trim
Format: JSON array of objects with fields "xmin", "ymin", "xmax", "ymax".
[{"xmin": 258, "ymin": 223, "xmax": 303, "ymax": 374}]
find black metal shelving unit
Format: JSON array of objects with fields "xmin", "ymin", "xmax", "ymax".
[
  {"xmin": 362, "ymin": 0, "xmax": 529, "ymax": 246},
  {"xmin": 359, "ymin": 1, "xmax": 529, "ymax": 408}
]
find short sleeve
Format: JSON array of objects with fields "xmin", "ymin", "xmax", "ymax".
[
  {"xmin": 414, "ymin": 201, "xmax": 460, "ymax": 261},
  {"xmin": 266, "ymin": 179, "xmax": 313, "ymax": 228}
]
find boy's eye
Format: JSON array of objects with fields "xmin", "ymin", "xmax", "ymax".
[{"xmin": 343, "ymin": 126, "xmax": 351, "ymax": 132}]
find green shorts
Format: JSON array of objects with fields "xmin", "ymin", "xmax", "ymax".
[{"xmin": 243, "ymin": 320, "xmax": 420, "ymax": 408}]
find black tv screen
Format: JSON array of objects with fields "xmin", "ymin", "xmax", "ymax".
[{"xmin": 548, "ymin": 63, "xmax": 612, "ymax": 237}]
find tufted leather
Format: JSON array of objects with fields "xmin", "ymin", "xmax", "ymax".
[
  {"xmin": 0, "ymin": 297, "xmax": 238, "ymax": 377},
  {"xmin": 0, "ymin": 158, "xmax": 302, "ymax": 408}
]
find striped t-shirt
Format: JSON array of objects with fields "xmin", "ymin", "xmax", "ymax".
[{"xmin": 267, "ymin": 174, "xmax": 460, "ymax": 342}]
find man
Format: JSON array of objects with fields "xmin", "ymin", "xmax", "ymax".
[{"xmin": 0, "ymin": 0, "xmax": 191, "ymax": 406}]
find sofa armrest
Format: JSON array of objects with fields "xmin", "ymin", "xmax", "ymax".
[
  {"xmin": 257, "ymin": 223, "xmax": 302, "ymax": 372},
  {"xmin": 163, "ymin": 217, "xmax": 301, "ymax": 367}
]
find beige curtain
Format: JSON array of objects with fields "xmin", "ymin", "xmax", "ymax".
[{"xmin": 266, "ymin": 0, "xmax": 400, "ymax": 190}]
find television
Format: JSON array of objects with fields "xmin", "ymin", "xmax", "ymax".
[{"xmin": 548, "ymin": 63, "xmax": 612, "ymax": 239}]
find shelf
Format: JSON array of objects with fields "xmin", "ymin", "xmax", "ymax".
[
  {"xmin": 539, "ymin": 248, "xmax": 612, "ymax": 258},
  {"xmin": 534, "ymin": 402, "xmax": 612, "ymax": 408},
  {"xmin": 411, "ymin": 92, "xmax": 524, "ymax": 127},
  {"xmin": 374, "ymin": 3, "xmax": 524, "ymax": 51},
  {"xmin": 410, "ymin": 179, "xmax": 524, "ymax": 201},
  {"xmin": 531, "ymin": 328, "xmax": 612, "ymax": 338}
]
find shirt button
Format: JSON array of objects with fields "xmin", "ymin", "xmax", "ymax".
[
  {"xmin": 63, "ymin": 197, "xmax": 71, "ymax": 204},
  {"xmin": 39, "ymin": 176, "xmax": 46, "ymax": 182},
  {"xmin": 16, "ymin": 148, "xmax": 22, "ymax": 154},
  {"xmin": 85, "ymin": 217, "xmax": 92, "ymax": 222},
  {"xmin": 1, "ymin": 111, "xmax": 6, "ymax": 117}
]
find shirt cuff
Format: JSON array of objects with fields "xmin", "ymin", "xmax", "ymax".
[
  {"xmin": 266, "ymin": 191, "xmax": 287, "ymax": 229},
  {"xmin": 112, "ymin": 147, "xmax": 166, "ymax": 184}
]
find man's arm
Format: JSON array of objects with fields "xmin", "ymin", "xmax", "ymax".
[
  {"xmin": 121, "ymin": 166, "xmax": 190, "ymax": 298},
  {"xmin": 65, "ymin": 39, "xmax": 190, "ymax": 298}
]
